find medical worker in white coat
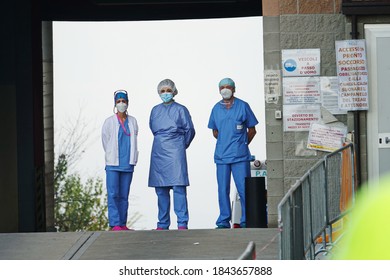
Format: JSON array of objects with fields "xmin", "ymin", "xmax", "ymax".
[
  {"xmin": 148, "ymin": 79, "xmax": 195, "ymax": 230},
  {"xmin": 208, "ymin": 78, "xmax": 258, "ymax": 229},
  {"xmin": 102, "ymin": 90, "xmax": 139, "ymax": 231}
]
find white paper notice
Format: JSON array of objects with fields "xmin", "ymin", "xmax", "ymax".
[
  {"xmin": 307, "ymin": 123, "xmax": 347, "ymax": 152},
  {"xmin": 264, "ymin": 69, "xmax": 281, "ymax": 104},
  {"xmin": 283, "ymin": 76, "xmax": 321, "ymax": 104},
  {"xmin": 320, "ymin": 76, "xmax": 347, "ymax": 115}
]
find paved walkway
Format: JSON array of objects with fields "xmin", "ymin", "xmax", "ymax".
[{"xmin": 0, "ymin": 228, "xmax": 279, "ymax": 260}]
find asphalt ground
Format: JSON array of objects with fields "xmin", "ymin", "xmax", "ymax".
[{"xmin": 0, "ymin": 228, "xmax": 279, "ymax": 260}]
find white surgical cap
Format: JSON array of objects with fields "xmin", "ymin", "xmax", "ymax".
[{"xmin": 157, "ymin": 79, "xmax": 178, "ymax": 96}]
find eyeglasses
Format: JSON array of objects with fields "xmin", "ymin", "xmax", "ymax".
[{"xmin": 114, "ymin": 90, "xmax": 128, "ymax": 96}]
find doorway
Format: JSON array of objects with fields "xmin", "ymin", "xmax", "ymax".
[
  {"xmin": 365, "ymin": 24, "xmax": 390, "ymax": 181},
  {"xmin": 51, "ymin": 18, "xmax": 265, "ymax": 229}
]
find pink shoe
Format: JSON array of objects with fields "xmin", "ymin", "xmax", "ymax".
[
  {"xmin": 121, "ymin": 226, "xmax": 134, "ymax": 231},
  {"xmin": 156, "ymin": 227, "xmax": 167, "ymax": 230},
  {"xmin": 111, "ymin": 226, "xmax": 122, "ymax": 231},
  {"xmin": 178, "ymin": 226, "xmax": 188, "ymax": 230}
]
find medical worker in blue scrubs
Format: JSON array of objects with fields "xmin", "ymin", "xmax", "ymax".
[
  {"xmin": 148, "ymin": 79, "xmax": 195, "ymax": 230},
  {"xmin": 102, "ymin": 90, "xmax": 139, "ymax": 231},
  {"xmin": 208, "ymin": 78, "xmax": 258, "ymax": 229}
]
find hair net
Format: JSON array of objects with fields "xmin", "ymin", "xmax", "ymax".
[
  {"xmin": 157, "ymin": 79, "xmax": 178, "ymax": 96},
  {"xmin": 114, "ymin": 90, "xmax": 128, "ymax": 103},
  {"xmin": 219, "ymin": 78, "xmax": 235, "ymax": 89}
]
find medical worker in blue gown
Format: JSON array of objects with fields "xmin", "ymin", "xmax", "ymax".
[
  {"xmin": 148, "ymin": 79, "xmax": 195, "ymax": 230},
  {"xmin": 102, "ymin": 90, "xmax": 139, "ymax": 231},
  {"xmin": 208, "ymin": 78, "xmax": 258, "ymax": 229}
]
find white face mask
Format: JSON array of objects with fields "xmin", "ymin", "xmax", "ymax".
[
  {"xmin": 220, "ymin": 88, "xmax": 233, "ymax": 99},
  {"xmin": 116, "ymin": 102, "xmax": 128, "ymax": 113}
]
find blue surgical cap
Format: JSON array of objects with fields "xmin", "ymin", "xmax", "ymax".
[
  {"xmin": 114, "ymin": 90, "xmax": 128, "ymax": 102},
  {"xmin": 157, "ymin": 79, "xmax": 178, "ymax": 96},
  {"xmin": 219, "ymin": 78, "xmax": 235, "ymax": 89}
]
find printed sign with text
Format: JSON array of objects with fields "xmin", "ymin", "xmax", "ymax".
[
  {"xmin": 336, "ymin": 40, "xmax": 369, "ymax": 111},
  {"xmin": 283, "ymin": 76, "xmax": 321, "ymax": 104},
  {"xmin": 282, "ymin": 49, "xmax": 321, "ymax": 77},
  {"xmin": 307, "ymin": 123, "xmax": 347, "ymax": 152},
  {"xmin": 283, "ymin": 104, "xmax": 321, "ymax": 132},
  {"xmin": 264, "ymin": 69, "xmax": 281, "ymax": 104}
]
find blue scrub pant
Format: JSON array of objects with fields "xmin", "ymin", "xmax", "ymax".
[
  {"xmin": 106, "ymin": 171, "xmax": 133, "ymax": 227},
  {"xmin": 155, "ymin": 186, "xmax": 188, "ymax": 229},
  {"xmin": 216, "ymin": 161, "xmax": 250, "ymax": 228}
]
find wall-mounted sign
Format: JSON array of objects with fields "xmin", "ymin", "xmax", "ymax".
[
  {"xmin": 283, "ymin": 104, "xmax": 321, "ymax": 132},
  {"xmin": 283, "ymin": 76, "xmax": 321, "ymax": 104},
  {"xmin": 307, "ymin": 123, "xmax": 347, "ymax": 152},
  {"xmin": 264, "ymin": 70, "xmax": 281, "ymax": 104},
  {"xmin": 250, "ymin": 170, "xmax": 267, "ymax": 177},
  {"xmin": 282, "ymin": 49, "xmax": 321, "ymax": 77},
  {"xmin": 336, "ymin": 40, "xmax": 369, "ymax": 111}
]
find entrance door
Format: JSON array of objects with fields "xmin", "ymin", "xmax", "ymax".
[{"xmin": 365, "ymin": 24, "xmax": 390, "ymax": 181}]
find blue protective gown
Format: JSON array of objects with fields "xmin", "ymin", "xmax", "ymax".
[
  {"xmin": 208, "ymin": 97, "xmax": 258, "ymax": 227},
  {"xmin": 148, "ymin": 101, "xmax": 195, "ymax": 187}
]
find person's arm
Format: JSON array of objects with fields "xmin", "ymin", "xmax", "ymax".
[
  {"xmin": 247, "ymin": 127, "xmax": 257, "ymax": 144},
  {"xmin": 212, "ymin": 129, "xmax": 218, "ymax": 139},
  {"xmin": 101, "ymin": 118, "xmax": 110, "ymax": 152},
  {"xmin": 183, "ymin": 107, "xmax": 196, "ymax": 148}
]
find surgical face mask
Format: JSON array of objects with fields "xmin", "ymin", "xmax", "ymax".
[
  {"xmin": 116, "ymin": 102, "xmax": 128, "ymax": 113},
  {"xmin": 160, "ymin": 93, "xmax": 173, "ymax": 103},
  {"xmin": 220, "ymin": 88, "xmax": 233, "ymax": 99}
]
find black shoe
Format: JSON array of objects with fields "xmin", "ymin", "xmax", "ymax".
[{"xmin": 215, "ymin": 225, "xmax": 230, "ymax": 229}]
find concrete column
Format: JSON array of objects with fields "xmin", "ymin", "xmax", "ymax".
[{"xmin": 42, "ymin": 21, "xmax": 55, "ymax": 232}]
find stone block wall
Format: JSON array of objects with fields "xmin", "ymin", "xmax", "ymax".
[{"xmin": 262, "ymin": 0, "xmax": 348, "ymax": 227}]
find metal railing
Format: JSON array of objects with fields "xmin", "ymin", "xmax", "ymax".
[
  {"xmin": 237, "ymin": 241, "xmax": 256, "ymax": 260},
  {"xmin": 278, "ymin": 143, "xmax": 356, "ymax": 260}
]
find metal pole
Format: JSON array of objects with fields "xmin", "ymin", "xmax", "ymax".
[{"xmin": 350, "ymin": 15, "xmax": 361, "ymax": 188}]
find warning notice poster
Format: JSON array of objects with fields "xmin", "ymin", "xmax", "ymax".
[{"xmin": 335, "ymin": 40, "xmax": 369, "ymax": 111}]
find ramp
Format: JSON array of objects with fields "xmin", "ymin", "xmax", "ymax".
[{"xmin": 0, "ymin": 228, "xmax": 279, "ymax": 260}]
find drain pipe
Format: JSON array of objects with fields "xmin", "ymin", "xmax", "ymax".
[{"xmin": 350, "ymin": 15, "xmax": 361, "ymax": 188}]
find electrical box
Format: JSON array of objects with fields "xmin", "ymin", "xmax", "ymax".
[{"xmin": 378, "ymin": 133, "xmax": 390, "ymax": 148}]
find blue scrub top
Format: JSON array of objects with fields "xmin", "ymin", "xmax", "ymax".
[
  {"xmin": 208, "ymin": 97, "xmax": 258, "ymax": 164},
  {"xmin": 148, "ymin": 101, "xmax": 195, "ymax": 187},
  {"xmin": 106, "ymin": 117, "xmax": 135, "ymax": 172}
]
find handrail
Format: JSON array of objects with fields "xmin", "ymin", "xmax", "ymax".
[
  {"xmin": 278, "ymin": 143, "xmax": 355, "ymax": 259},
  {"xmin": 237, "ymin": 241, "xmax": 256, "ymax": 260}
]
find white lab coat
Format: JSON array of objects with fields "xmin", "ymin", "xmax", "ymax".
[{"xmin": 102, "ymin": 114, "xmax": 139, "ymax": 166}]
